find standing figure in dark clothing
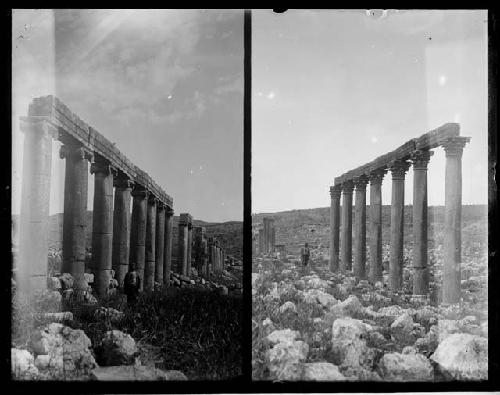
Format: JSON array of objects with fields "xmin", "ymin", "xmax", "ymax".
[
  {"xmin": 301, "ymin": 243, "xmax": 311, "ymax": 270},
  {"xmin": 123, "ymin": 263, "xmax": 141, "ymax": 306}
]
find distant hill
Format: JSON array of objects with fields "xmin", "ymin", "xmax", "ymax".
[
  {"xmin": 252, "ymin": 205, "xmax": 488, "ymax": 255},
  {"xmin": 12, "ymin": 212, "xmax": 243, "ymax": 261}
]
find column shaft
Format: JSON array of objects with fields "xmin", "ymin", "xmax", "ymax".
[
  {"xmin": 389, "ymin": 160, "xmax": 410, "ymax": 292},
  {"xmin": 163, "ymin": 209, "xmax": 174, "ymax": 286},
  {"xmin": 186, "ymin": 225, "xmax": 193, "ymax": 277},
  {"xmin": 353, "ymin": 176, "xmax": 368, "ymax": 279},
  {"xmin": 144, "ymin": 197, "xmax": 157, "ymax": 291},
  {"xmin": 111, "ymin": 178, "xmax": 132, "ymax": 288},
  {"xmin": 442, "ymin": 137, "xmax": 469, "ymax": 304},
  {"xmin": 90, "ymin": 160, "xmax": 115, "ymax": 297},
  {"xmin": 155, "ymin": 204, "xmax": 165, "ymax": 285},
  {"xmin": 340, "ymin": 181, "xmax": 354, "ymax": 272},
  {"xmin": 130, "ymin": 187, "xmax": 147, "ymax": 291},
  {"xmin": 178, "ymin": 224, "xmax": 188, "ymax": 275},
  {"xmin": 411, "ymin": 150, "xmax": 433, "ymax": 296},
  {"xmin": 329, "ymin": 186, "xmax": 341, "ymax": 272},
  {"xmin": 18, "ymin": 120, "xmax": 55, "ymax": 293},
  {"xmin": 369, "ymin": 169, "xmax": 386, "ymax": 283},
  {"xmin": 60, "ymin": 143, "xmax": 92, "ymax": 294}
]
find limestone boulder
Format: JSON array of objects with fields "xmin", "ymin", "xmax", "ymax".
[
  {"xmin": 329, "ymin": 295, "xmax": 364, "ymax": 320},
  {"xmin": 95, "ymin": 330, "xmax": 139, "ymax": 366},
  {"xmin": 378, "ymin": 352, "xmax": 433, "ymax": 381},
  {"xmin": 28, "ymin": 323, "xmax": 96, "ymax": 380},
  {"xmin": 303, "ymin": 289, "xmax": 337, "ymax": 309},
  {"xmin": 431, "ymin": 333, "xmax": 488, "ymax": 381},
  {"xmin": 47, "ymin": 276, "xmax": 62, "ymax": 291},
  {"xmin": 279, "ymin": 301, "xmax": 297, "ymax": 314},
  {"xmin": 266, "ymin": 329, "xmax": 299, "ymax": 346},
  {"xmin": 266, "ymin": 340, "xmax": 309, "ymax": 381},
  {"xmin": 11, "ymin": 348, "xmax": 39, "ymax": 380},
  {"xmin": 59, "ymin": 273, "xmax": 74, "ymax": 290},
  {"xmin": 390, "ymin": 313, "xmax": 416, "ymax": 345},
  {"xmin": 331, "ymin": 318, "xmax": 373, "ymax": 368},
  {"xmin": 90, "ymin": 365, "xmax": 187, "ymax": 381},
  {"xmin": 302, "ymin": 362, "xmax": 345, "ymax": 381}
]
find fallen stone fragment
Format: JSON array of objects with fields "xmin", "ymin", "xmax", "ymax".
[
  {"xmin": 11, "ymin": 348, "xmax": 39, "ymax": 380},
  {"xmin": 279, "ymin": 301, "xmax": 297, "ymax": 314},
  {"xmin": 331, "ymin": 318, "xmax": 373, "ymax": 368},
  {"xmin": 95, "ymin": 330, "xmax": 138, "ymax": 366},
  {"xmin": 302, "ymin": 362, "xmax": 345, "ymax": 381},
  {"xmin": 90, "ymin": 365, "xmax": 187, "ymax": 381},
  {"xmin": 390, "ymin": 313, "xmax": 416, "ymax": 345},
  {"xmin": 41, "ymin": 312, "xmax": 73, "ymax": 323},
  {"xmin": 378, "ymin": 352, "xmax": 433, "ymax": 381},
  {"xmin": 266, "ymin": 340, "xmax": 309, "ymax": 381},
  {"xmin": 266, "ymin": 329, "xmax": 300, "ymax": 346},
  {"xmin": 431, "ymin": 333, "xmax": 488, "ymax": 381}
]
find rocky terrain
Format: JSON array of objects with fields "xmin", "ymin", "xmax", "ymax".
[{"xmin": 252, "ymin": 205, "xmax": 488, "ymax": 381}]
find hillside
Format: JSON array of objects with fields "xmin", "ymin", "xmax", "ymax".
[{"xmin": 252, "ymin": 205, "xmax": 487, "ymax": 255}]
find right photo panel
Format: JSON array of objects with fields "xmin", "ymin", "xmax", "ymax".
[{"xmin": 251, "ymin": 10, "xmax": 488, "ymax": 382}]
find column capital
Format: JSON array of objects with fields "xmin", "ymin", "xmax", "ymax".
[
  {"xmin": 410, "ymin": 149, "xmax": 434, "ymax": 170},
  {"xmin": 20, "ymin": 117, "xmax": 59, "ymax": 139},
  {"xmin": 114, "ymin": 176, "xmax": 134, "ymax": 190},
  {"xmin": 90, "ymin": 161, "xmax": 117, "ymax": 176},
  {"xmin": 442, "ymin": 136, "xmax": 471, "ymax": 157},
  {"xmin": 389, "ymin": 159, "xmax": 411, "ymax": 180},
  {"xmin": 59, "ymin": 144, "xmax": 94, "ymax": 162},
  {"xmin": 369, "ymin": 167, "xmax": 387, "ymax": 184},
  {"xmin": 131, "ymin": 185, "xmax": 148, "ymax": 199},
  {"xmin": 156, "ymin": 201, "xmax": 166, "ymax": 211},
  {"xmin": 329, "ymin": 185, "xmax": 342, "ymax": 198},
  {"xmin": 353, "ymin": 175, "xmax": 369, "ymax": 190},
  {"xmin": 147, "ymin": 194, "xmax": 158, "ymax": 205},
  {"xmin": 341, "ymin": 180, "xmax": 355, "ymax": 194},
  {"xmin": 165, "ymin": 207, "xmax": 174, "ymax": 216}
]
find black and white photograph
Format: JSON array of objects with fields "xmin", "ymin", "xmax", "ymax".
[
  {"xmin": 251, "ymin": 9, "xmax": 490, "ymax": 382},
  {"xmin": 7, "ymin": 7, "xmax": 498, "ymax": 390},
  {"xmin": 11, "ymin": 9, "xmax": 243, "ymax": 381}
]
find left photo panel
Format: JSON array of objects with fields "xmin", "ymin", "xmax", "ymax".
[{"xmin": 11, "ymin": 9, "xmax": 243, "ymax": 381}]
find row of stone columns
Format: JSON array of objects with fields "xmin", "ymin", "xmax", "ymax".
[
  {"xmin": 207, "ymin": 237, "xmax": 226, "ymax": 274},
  {"xmin": 17, "ymin": 119, "xmax": 175, "ymax": 298},
  {"xmin": 330, "ymin": 137, "xmax": 470, "ymax": 304}
]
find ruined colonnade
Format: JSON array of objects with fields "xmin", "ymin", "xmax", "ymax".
[
  {"xmin": 329, "ymin": 123, "xmax": 470, "ymax": 304},
  {"xmin": 258, "ymin": 217, "xmax": 275, "ymax": 254}
]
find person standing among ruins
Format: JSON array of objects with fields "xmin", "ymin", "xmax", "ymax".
[
  {"xmin": 123, "ymin": 263, "xmax": 141, "ymax": 306},
  {"xmin": 301, "ymin": 243, "xmax": 311, "ymax": 269}
]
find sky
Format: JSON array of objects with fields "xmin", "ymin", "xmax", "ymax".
[
  {"xmin": 12, "ymin": 9, "xmax": 243, "ymax": 222},
  {"xmin": 252, "ymin": 9, "xmax": 488, "ymax": 214}
]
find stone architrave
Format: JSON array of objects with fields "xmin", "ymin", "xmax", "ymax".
[
  {"xmin": 144, "ymin": 196, "xmax": 157, "ymax": 291},
  {"xmin": 410, "ymin": 150, "xmax": 433, "ymax": 298},
  {"xmin": 388, "ymin": 159, "xmax": 411, "ymax": 292},
  {"xmin": 442, "ymin": 137, "xmax": 470, "ymax": 304},
  {"xmin": 340, "ymin": 180, "xmax": 354, "ymax": 272},
  {"xmin": 368, "ymin": 168, "xmax": 387, "ymax": 283},
  {"xmin": 353, "ymin": 175, "xmax": 369, "ymax": 279},
  {"xmin": 112, "ymin": 175, "xmax": 133, "ymax": 288},
  {"xmin": 18, "ymin": 119, "xmax": 57, "ymax": 294},
  {"xmin": 329, "ymin": 185, "xmax": 342, "ymax": 272},
  {"xmin": 130, "ymin": 186, "xmax": 148, "ymax": 291},
  {"xmin": 60, "ymin": 141, "xmax": 93, "ymax": 296},
  {"xmin": 90, "ymin": 158, "xmax": 116, "ymax": 297}
]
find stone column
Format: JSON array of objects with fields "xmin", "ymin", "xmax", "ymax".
[
  {"xmin": 178, "ymin": 214, "xmax": 189, "ymax": 276},
  {"xmin": 187, "ymin": 223, "xmax": 193, "ymax": 277},
  {"xmin": 340, "ymin": 180, "xmax": 354, "ymax": 272},
  {"xmin": 353, "ymin": 175, "xmax": 368, "ymax": 279},
  {"xmin": 442, "ymin": 137, "xmax": 470, "ymax": 304},
  {"xmin": 368, "ymin": 168, "xmax": 387, "ymax": 283},
  {"xmin": 18, "ymin": 119, "xmax": 57, "ymax": 294},
  {"xmin": 258, "ymin": 229, "xmax": 264, "ymax": 254},
  {"xmin": 163, "ymin": 208, "xmax": 174, "ymax": 286},
  {"xmin": 60, "ymin": 141, "xmax": 93, "ymax": 296},
  {"xmin": 90, "ymin": 158, "xmax": 116, "ymax": 298},
  {"xmin": 201, "ymin": 237, "xmax": 208, "ymax": 278},
  {"xmin": 155, "ymin": 202, "xmax": 165, "ymax": 287},
  {"xmin": 144, "ymin": 195, "xmax": 157, "ymax": 291},
  {"xmin": 411, "ymin": 150, "xmax": 433, "ymax": 298},
  {"xmin": 329, "ymin": 185, "xmax": 342, "ymax": 272},
  {"xmin": 112, "ymin": 175, "xmax": 133, "ymax": 288},
  {"xmin": 389, "ymin": 159, "xmax": 411, "ymax": 292},
  {"xmin": 130, "ymin": 186, "xmax": 148, "ymax": 291},
  {"xmin": 271, "ymin": 227, "xmax": 275, "ymax": 252}
]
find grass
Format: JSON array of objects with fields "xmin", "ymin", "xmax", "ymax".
[{"xmin": 66, "ymin": 287, "xmax": 243, "ymax": 380}]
